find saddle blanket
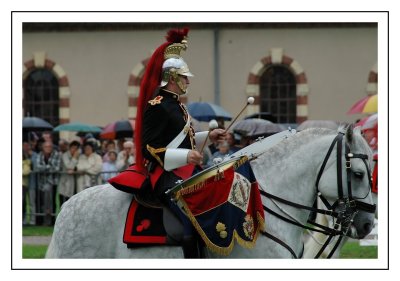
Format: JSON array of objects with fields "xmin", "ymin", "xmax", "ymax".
[
  {"xmin": 174, "ymin": 162, "xmax": 265, "ymax": 256},
  {"xmin": 123, "ymin": 198, "xmax": 167, "ymax": 247}
]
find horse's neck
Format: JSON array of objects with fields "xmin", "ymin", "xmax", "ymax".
[
  {"xmin": 255, "ymin": 136, "xmax": 327, "ymax": 215},
  {"xmin": 252, "ymin": 132, "xmax": 333, "ymax": 254}
]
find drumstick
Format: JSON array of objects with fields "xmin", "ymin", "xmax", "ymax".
[
  {"xmin": 199, "ymin": 119, "xmax": 219, "ymax": 154},
  {"xmin": 225, "ymin": 96, "xmax": 255, "ymax": 132}
]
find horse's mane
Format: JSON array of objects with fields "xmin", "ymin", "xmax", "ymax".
[
  {"xmin": 255, "ymin": 126, "xmax": 372, "ymax": 167},
  {"xmin": 257, "ymin": 127, "xmax": 336, "ymax": 164}
]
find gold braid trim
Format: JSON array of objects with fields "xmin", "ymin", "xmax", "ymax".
[
  {"xmin": 146, "ymin": 144, "xmax": 167, "ymax": 167},
  {"xmin": 176, "ymin": 192, "xmax": 266, "ymax": 256},
  {"xmin": 179, "ymin": 103, "xmax": 195, "ymax": 149},
  {"xmin": 173, "ymin": 156, "xmax": 249, "ymax": 197}
]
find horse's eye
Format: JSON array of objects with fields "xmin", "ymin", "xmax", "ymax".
[{"xmin": 353, "ymin": 171, "xmax": 364, "ymax": 179}]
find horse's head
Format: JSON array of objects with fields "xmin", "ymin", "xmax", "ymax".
[{"xmin": 317, "ymin": 125, "xmax": 376, "ymax": 239}]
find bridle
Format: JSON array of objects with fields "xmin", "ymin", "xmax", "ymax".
[{"xmin": 259, "ymin": 131, "xmax": 377, "ymax": 258}]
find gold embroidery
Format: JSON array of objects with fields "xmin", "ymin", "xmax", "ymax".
[
  {"xmin": 243, "ymin": 215, "xmax": 255, "ymax": 240},
  {"xmin": 216, "ymin": 222, "xmax": 226, "ymax": 232},
  {"xmin": 146, "ymin": 144, "xmax": 167, "ymax": 167},
  {"xmin": 184, "ymin": 125, "xmax": 189, "ymax": 134},
  {"xmin": 179, "ymin": 102, "xmax": 196, "ymax": 149},
  {"xmin": 216, "ymin": 222, "xmax": 227, "ymax": 239},
  {"xmin": 148, "ymin": 96, "xmax": 163, "ymax": 106}
]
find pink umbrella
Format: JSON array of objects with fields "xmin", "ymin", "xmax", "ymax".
[
  {"xmin": 100, "ymin": 119, "xmax": 135, "ymax": 139},
  {"xmin": 355, "ymin": 113, "xmax": 378, "ymax": 130},
  {"xmin": 355, "ymin": 113, "xmax": 378, "ymax": 150},
  {"xmin": 347, "ymin": 94, "xmax": 377, "ymax": 114}
]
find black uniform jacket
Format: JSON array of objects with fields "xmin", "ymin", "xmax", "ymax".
[{"xmin": 142, "ymin": 89, "xmax": 195, "ymax": 168}]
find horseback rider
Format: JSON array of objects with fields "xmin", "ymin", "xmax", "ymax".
[{"xmin": 134, "ymin": 28, "xmax": 226, "ymax": 258}]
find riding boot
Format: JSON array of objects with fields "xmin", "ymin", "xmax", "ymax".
[{"xmin": 182, "ymin": 236, "xmax": 200, "ymax": 258}]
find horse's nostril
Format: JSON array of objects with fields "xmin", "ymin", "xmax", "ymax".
[{"xmin": 364, "ymin": 223, "xmax": 372, "ymax": 232}]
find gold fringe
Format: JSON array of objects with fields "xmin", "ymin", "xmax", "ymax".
[
  {"xmin": 177, "ymin": 180, "xmax": 207, "ymax": 196},
  {"xmin": 176, "ymin": 193, "xmax": 266, "ymax": 256}
]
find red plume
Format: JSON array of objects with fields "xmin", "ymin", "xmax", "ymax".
[
  {"xmin": 134, "ymin": 28, "xmax": 190, "ymax": 171},
  {"xmin": 165, "ymin": 28, "xmax": 189, "ymax": 43}
]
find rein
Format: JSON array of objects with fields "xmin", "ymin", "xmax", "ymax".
[{"xmin": 259, "ymin": 131, "xmax": 376, "ymax": 259}]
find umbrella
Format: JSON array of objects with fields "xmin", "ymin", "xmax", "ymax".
[
  {"xmin": 245, "ymin": 112, "xmax": 277, "ymax": 123},
  {"xmin": 347, "ymin": 94, "xmax": 377, "ymax": 114},
  {"xmin": 187, "ymin": 102, "xmax": 232, "ymax": 122},
  {"xmin": 22, "ymin": 116, "xmax": 53, "ymax": 131},
  {"xmin": 232, "ymin": 118, "xmax": 284, "ymax": 138},
  {"xmin": 53, "ymin": 122, "xmax": 102, "ymax": 133},
  {"xmin": 100, "ymin": 119, "xmax": 135, "ymax": 139},
  {"xmin": 355, "ymin": 113, "xmax": 378, "ymax": 131},
  {"xmin": 297, "ymin": 120, "xmax": 339, "ymax": 131},
  {"xmin": 356, "ymin": 113, "xmax": 378, "ymax": 150}
]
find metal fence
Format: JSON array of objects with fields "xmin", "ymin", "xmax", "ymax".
[{"xmin": 23, "ymin": 170, "xmax": 120, "ymax": 226}]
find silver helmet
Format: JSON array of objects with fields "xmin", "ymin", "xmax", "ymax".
[{"xmin": 160, "ymin": 57, "xmax": 194, "ymax": 87}]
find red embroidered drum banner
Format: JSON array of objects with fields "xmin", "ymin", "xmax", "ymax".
[{"xmin": 175, "ymin": 162, "xmax": 265, "ymax": 255}]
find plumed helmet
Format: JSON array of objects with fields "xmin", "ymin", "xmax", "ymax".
[{"xmin": 134, "ymin": 28, "xmax": 191, "ymax": 170}]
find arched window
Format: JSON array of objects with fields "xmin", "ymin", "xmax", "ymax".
[
  {"xmin": 23, "ymin": 68, "xmax": 59, "ymax": 126},
  {"xmin": 259, "ymin": 65, "xmax": 297, "ymax": 123}
]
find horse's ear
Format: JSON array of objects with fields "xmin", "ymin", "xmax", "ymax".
[{"xmin": 345, "ymin": 123, "xmax": 354, "ymax": 143}]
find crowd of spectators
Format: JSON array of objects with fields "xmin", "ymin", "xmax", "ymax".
[
  {"xmin": 22, "ymin": 132, "xmax": 135, "ymax": 226},
  {"xmin": 22, "ymin": 128, "xmax": 245, "ymax": 226}
]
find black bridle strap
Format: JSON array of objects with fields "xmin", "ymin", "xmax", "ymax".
[
  {"xmin": 355, "ymin": 200, "xmax": 377, "ymax": 213},
  {"xmin": 263, "ymin": 205, "xmax": 339, "ymax": 236},
  {"xmin": 314, "ymin": 215, "xmax": 345, "ymax": 259},
  {"xmin": 307, "ymin": 219, "xmax": 340, "ymax": 234},
  {"xmin": 327, "ymin": 235, "xmax": 345, "ymax": 258},
  {"xmin": 315, "ymin": 134, "xmax": 342, "ymax": 196},
  {"xmin": 259, "ymin": 189, "xmax": 338, "ymax": 218},
  {"xmin": 336, "ymin": 134, "xmax": 344, "ymax": 199},
  {"xmin": 346, "ymin": 153, "xmax": 376, "ymax": 214},
  {"xmin": 260, "ymin": 230, "xmax": 298, "ymax": 259},
  {"xmin": 315, "ymin": 234, "xmax": 335, "ymax": 259},
  {"xmin": 361, "ymin": 157, "xmax": 374, "ymax": 190},
  {"xmin": 345, "ymin": 143, "xmax": 353, "ymax": 199}
]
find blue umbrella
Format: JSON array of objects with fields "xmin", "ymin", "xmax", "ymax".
[
  {"xmin": 187, "ymin": 102, "xmax": 232, "ymax": 122},
  {"xmin": 53, "ymin": 122, "xmax": 102, "ymax": 133},
  {"xmin": 232, "ymin": 118, "xmax": 284, "ymax": 138},
  {"xmin": 23, "ymin": 116, "xmax": 53, "ymax": 131}
]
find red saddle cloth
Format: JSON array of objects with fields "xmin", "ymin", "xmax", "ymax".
[
  {"xmin": 108, "ymin": 164, "xmax": 194, "ymax": 193},
  {"xmin": 123, "ymin": 198, "xmax": 167, "ymax": 247},
  {"xmin": 108, "ymin": 164, "xmax": 195, "ymax": 247}
]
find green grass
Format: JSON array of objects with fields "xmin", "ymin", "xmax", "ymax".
[
  {"xmin": 340, "ymin": 242, "xmax": 377, "ymax": 258},
  {"xmin": 21, "ymin": 228, "xmax": 376, "ymax": 259},
  {"xmin": 22, "ymin": 245, "xmax": 48, "ymax": 259},
  {"xmin": 23, "ymin": 226, "xmax": 54, "ymax": 236}
]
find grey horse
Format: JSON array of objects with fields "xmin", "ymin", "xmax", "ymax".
[{"xmin": 46, "ymin": 127, "xmax": 375, "ymax": 259}]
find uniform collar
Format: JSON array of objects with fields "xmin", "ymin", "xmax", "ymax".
[{"xmin": 161, "ymin": 89, "xmax": 181, "ymax": 101}]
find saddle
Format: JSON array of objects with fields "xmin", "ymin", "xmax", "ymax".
[
  {"xmin": 123, "ymin": 193, "xmax": 185, "ymax": 247},
  {"xmin": 108, "ymin": 164, "xmax": 198, "ymax": 249}
]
